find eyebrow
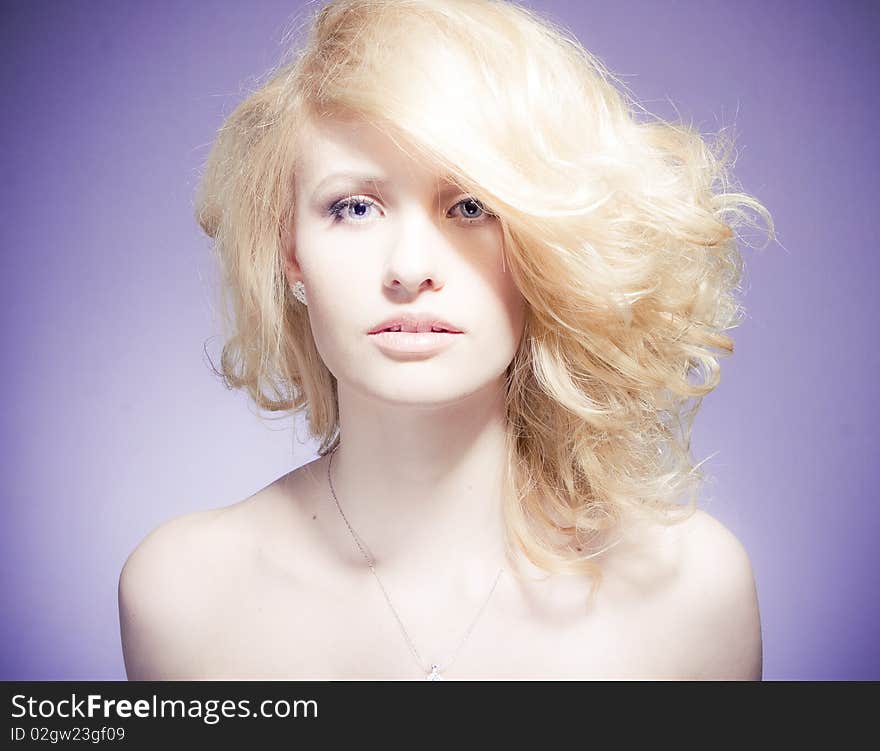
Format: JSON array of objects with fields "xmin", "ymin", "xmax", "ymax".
[
  {"xmin": 310, "ymin": 172, "xmax": 462, "ymax": 197},
  {"xmin": 311, "ymin": 173, "xmax": 389, "ymax": 194}
]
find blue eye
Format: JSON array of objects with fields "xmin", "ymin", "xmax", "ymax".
[
  {"xmin": 451, "ymin": 198, "xmax": 490, "ymax": 223},
  {"xmin": 325, "ymin": 195, "xmax": 494, "ymax": 225},
  {"xmin": 327, "ymin": 196, "xmax": 380, "ymax": 224}
]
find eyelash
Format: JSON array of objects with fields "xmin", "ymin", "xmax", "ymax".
[{"xmin": 326, "ymin": 195, "xmax": 494, "ymax": 226}]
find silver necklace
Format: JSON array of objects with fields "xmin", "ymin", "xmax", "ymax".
[{"xmin": 326, "ymin": 445, "xmax": 504, "ymax": 680}]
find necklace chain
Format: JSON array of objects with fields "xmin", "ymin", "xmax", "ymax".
[{"xmin": 326, "ymin": 445, "xmax": 504, "ymax": 680}]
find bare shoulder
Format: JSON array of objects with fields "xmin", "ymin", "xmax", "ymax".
[
  {"xmin": 670, "ymin": 508, "xmax": 763, "ymax": 680},
  {"xmin": 117, "ymin": 471, "xmax": 311, "ymax": 680},
  {"xmin": 118, "ymin": 506, "xmax": 229, "ymax": 680}
]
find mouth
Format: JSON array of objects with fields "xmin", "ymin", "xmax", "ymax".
[
  {"xmin": 371, "ymin": 325, "xmax": 462, "ymax": 334},
  {"xmin": 367, "ymin": 315, "xmax": 465, "ymax": 335},
  {"xmin": 368, "ymin": 328, "xmax": 463, "ymax": 355}
]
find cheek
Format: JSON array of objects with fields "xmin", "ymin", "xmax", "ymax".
[
  {"xmin": 499, "ymin": 264, "xmax": 526, "ymax": 313},
  {"xmin": 300, "ymin": 296, "xmax": 359, "ymax": 383},
  {"xmin": 500, "ymin": 281, "xmax": 527, "ymax": 351},
  {"xmin": 483, "ymin": 247, "xmax": 527, "ymax": 334},
  {"xmin": 298, "ymin": 264, "xmax": 380, "ymax": 380},
  {"xmin": 303, "ymin": 278, "xmax": 360, "ymax": 347},
  {"xmin": 460, "ymin": 230, "xmax": 526, "ymax": 342}
]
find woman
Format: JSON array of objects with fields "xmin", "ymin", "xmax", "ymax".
[{"xmin": 119, "ymin": 0, "xmax": 772, "ymax": 680}]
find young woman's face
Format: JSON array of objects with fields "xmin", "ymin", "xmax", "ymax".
[{"xmin": 288, "ymin": 115, "xmax": 527, "ymax": 406}]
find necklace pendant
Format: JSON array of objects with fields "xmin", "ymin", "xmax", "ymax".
[{"xmin": 427, "ymin": 664, "xmax": 444, "ymax": 681}]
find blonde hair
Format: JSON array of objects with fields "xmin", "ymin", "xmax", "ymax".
[{"xmin": 194, "ymin": 0, "xmax": 774, "ymax": 597}]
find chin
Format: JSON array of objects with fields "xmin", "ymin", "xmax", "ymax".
[{"xmin": 352, "ymin": 373, "xmax": 499, "ymax": 407}]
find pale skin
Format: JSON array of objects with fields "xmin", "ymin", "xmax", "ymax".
[{"xmin": 118, "ymin": 115, "xmax": 763, "ymax": 680}]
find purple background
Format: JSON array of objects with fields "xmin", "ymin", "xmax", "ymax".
[{"xmin": 1, "ymin": 0, "xmax": 876, "ymax": 681}]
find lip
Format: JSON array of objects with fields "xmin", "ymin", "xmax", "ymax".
[
  {"xmin": 368, "ymin": 312, "xmax": 464, "ymax": 335},
  {"xmin": 369, "ymin": 330, "xmax": 463, "ymax": 356}
]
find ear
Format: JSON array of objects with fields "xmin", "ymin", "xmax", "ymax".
[{"xmin": 280, "ymin": 230, "xmax": 303, "ymax": 286}]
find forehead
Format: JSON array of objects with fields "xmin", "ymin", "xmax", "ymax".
[{"xmin": 295, "ymin": 115, "xmax": 457, "ymax": 194}]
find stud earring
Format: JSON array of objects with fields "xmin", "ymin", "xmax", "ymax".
[{"xmin": 291, "ymin": 280, "xmax": 308, "ymax": 306}]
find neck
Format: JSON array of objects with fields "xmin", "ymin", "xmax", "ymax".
[{"xmin": 324, "ymin": 378, "xmax": 513, "ymax": 575}]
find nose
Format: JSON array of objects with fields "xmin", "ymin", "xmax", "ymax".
[{"xmin": 381, "ymin": 208, "xmax": 447, "ymax": 297}]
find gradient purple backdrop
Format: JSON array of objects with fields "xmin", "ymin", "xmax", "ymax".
[{"xmin": 1, "ymin": 0, "xmax": 876, "ymax": 680}]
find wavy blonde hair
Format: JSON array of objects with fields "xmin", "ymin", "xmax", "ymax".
[{"xmin": 194, "ymin": 0, "xmax": 774, "ymax": 597}]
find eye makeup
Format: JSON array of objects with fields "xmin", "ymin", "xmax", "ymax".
[{"xmin": 325, "ymin": 194, "xmax": 494, "ymax": 226}]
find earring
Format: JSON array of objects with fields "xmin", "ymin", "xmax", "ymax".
[{"xmin": 291, "ymin": 280, "xmax": 308, "ymax": 306}]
